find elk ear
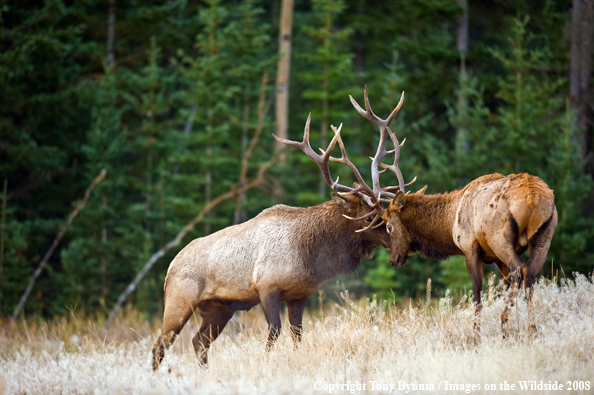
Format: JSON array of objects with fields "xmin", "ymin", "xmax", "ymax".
[
  {"xmin": 332, "ymin": 193, "xmax": 357, "ymax": 208},
  {"xmin": 415, "ymin": 185, "xmax": 428, "ymax": 195},
  {"xmin": 389, "ymin": 191, "xmax": 406, "ymax": 212}
]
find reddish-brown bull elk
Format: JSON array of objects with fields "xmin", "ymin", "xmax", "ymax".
[
  {"xmin": 346, "ymin": 87, "xmax": 559, "ymax": 330},
  {"xmin": 151, "ymin": 87, "xmax": 411, "ymax": 371},
  {"xmin": 383, "ymin": 173, "xmax": 557, "ymax": 329}
]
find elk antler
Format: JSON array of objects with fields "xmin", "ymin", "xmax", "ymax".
[
  {"xmin": 327, "ymin": 124, "xmax": 386, "ymax": 232},
  {"xmin": 349, "ymin": 85, "xmax": 416, "ymax": 200},
  {"xmin": 272, "ymin": 115, "xmax": 374, "ymax": 207},
  {"xmin": 273, "ymin": 86, "xmax": 415, "ymax": 232}
]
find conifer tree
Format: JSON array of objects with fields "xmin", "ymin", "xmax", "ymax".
[
  {"xmin": 226, "ymin": 0, "xmax": 274, "ymax": 223},
  {"xmin": 299, "ymin": 0, "xmax": 358, "ymax": 198},
  {"xmin": 174, "ymin": 0, "xmax": 238, "ymax": 236}
]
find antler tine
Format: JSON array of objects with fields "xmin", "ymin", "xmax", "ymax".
[
  {"xmin": 273, "ymin": 115, "xmax": 358, "ymax": 196},
  {"xmin": 385, "ymin": 91, "xmax": 405, "ymax": 127},
  {"xmin": 381, "ymin": 176, "xmax": 418, "ymax": 191},
  {"xmin": 342, "ymin": 204, "xmax": 384, "ymax": 233},
  {"xmin": 370, "ymin": 219, "xmax": 386, "ymax": 230},
  {"xmin": 349, "ymin": 85, "xmax": 382, "ymax": 127},
  {"xmin": 363, "ymin": 84, "xmax": 375, "ymax": 118},
  {"xmin": 329, "ymin": 124, "xmax": 376, "ymax": 207},
  {"xmin": 355, "ymin": 209, "xmax": 384, "ymax": 233},
  {"xmin": 349, "ymin": 86, "xmax": 404, "ymax": 130},
  {"xmin": 379, "ymin": 126, "xmax": 409, "ymax": 194},
  {"xmin": 375, "ymin": 177, "xmax": 418, "ymax": 204}
]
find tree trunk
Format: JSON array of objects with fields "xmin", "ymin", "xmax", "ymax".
[
  {"xmin": 319, "ymin": 58, "xmax": 329, "ymax": 197},
  {"xmin": 456, "ymin": 0, "xmax": 468, "ymax": 55},
  {"xmin": 570, "ymin": 0, "xmax": 594, "ymax": 157},
  {"xmin": 0, "ymin": 180, "xmax": 7, "ymax": 303},
  {"xmin": 100, "ymin": 194, "xmax": 107, "ymax": 309},
  {"xmin": 318, "ymin": 10, "xmax": 331, "ymax": 197},
  {"xmin": 106, "ymin": 0, "xmax": 116, "ymax": 69},
  {"xmin": 354, "ymin": 3, "xmax": 365, "ymax": 73},
  {"xmin": 234, "ymin": 84, "xmax": 250, "ymax": 225},
  {"xmin": 275, "ymin": 0, "xmax": 294, "ymax": 157},
  {"xmin": 455, "ymin": 0, "xmax": 469, "ymax": 168}
]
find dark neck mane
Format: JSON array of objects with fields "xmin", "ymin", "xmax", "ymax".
[
  {"xmin": 287, "ymin": 201, "xmax": 379, "ymax": 277},
  {"xmin": 401, "ymin": 192, "xmax": 463, "ymax": 260}
]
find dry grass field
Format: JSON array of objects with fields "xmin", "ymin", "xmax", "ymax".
[{"xmin": 1, "ymin": 273, "xmax": 593, "ymax": 394}]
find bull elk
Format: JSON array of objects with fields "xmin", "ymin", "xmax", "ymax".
[
  {"xmin": 383, "ymin": 173, "xmax": 557, "ymax": 330},
  {"xmin": 349, "ymin": 86, "xmax": 558, "ymax": 330},
  {"xmin": 151, "ymin": 87, "xmax": 412, "ymax": 371}
]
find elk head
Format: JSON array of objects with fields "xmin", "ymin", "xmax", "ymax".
[
  {"xmin": 383, "ymin": 190, "xmax": 414, "ymax": 268},
  {"xmin": 273, "ymin": 85, "xmax": 416, "ymax": 252},
  {"xmin": 346, "ymin": 86, "xmax": 418, "ymax": 268}
]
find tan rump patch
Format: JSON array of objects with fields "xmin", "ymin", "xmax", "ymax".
[{"xmin": 508, "ymin": 173, "xmax": 554, "ymax": 208}]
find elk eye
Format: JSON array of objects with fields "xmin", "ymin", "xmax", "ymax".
[
  {"xmin": 365, "ymin": 216, "xmax": 373, "ymax": 223},
  {"xmin": 387, "ymin": 224, "xmax": 393, "ymax": 233}
]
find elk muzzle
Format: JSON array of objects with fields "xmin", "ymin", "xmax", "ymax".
[{"xmin": 390, "ymin": 254, "xmax": 408, "ymax": 268}]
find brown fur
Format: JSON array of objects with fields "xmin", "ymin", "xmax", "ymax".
[
  {"xmin": 152, "ymin": 194, "xmax": 389, "ymax": 371},
  {"xmin": 398, "ymin": 191, "xmax": 464, "ymax": 260},
  {"xmin": 383, "ymin": 173, "xmax": 557, "ymax": 332}
]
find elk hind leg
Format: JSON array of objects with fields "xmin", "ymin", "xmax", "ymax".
[
  {"xmin": 287, "ymin": 297, "xmax": 308, "ymax": 347},
  {"xmin": 524, "ymin": 210, "xmax": 557, "ymax": 334},
  {"xmin": 192, "ymin": 300, "xmax": 234, "ymax": 366},
  {"xmin": 152, "ymin": 303, "xmax": 194, "ymax": 371},
  {"xmin": 489, "ymin": 221, "xmax": 526, "ymax": 334},
  {"xmin": 494, "ymin": 260, "xmax": 511, "ymax": 289},
  {"xmin": 465, "ymin": 242, "xmax": 483, "ymax": 339},
  {"xmin": 525, "ymin": 209, "xmax": 557, "ymax": 301}
]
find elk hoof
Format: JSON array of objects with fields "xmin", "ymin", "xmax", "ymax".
[
  {"xmin": 501, "ymin": 315, "xmax": 511, "ymax": 339},
  {"xmin": 198, "ymin": 353, "xmax": 208, "ymax": 367}
]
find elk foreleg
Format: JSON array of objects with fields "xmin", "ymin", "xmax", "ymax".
[
  {"xmin": 192, "ymin": 300, "xmax": 234, "ymax": 366},
  {"xmin": 287, "ymin": 297, "xmax": 308, "ymax": 346},
  {"xmin": 152, "ymin": 303, "xmax": 194, "ymax": 371},
  {"xmin": 259, "ymin": 290, "xmax": 282, "ymax": 351}
]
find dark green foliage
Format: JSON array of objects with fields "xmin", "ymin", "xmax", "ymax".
[{"xmin": 0, "ymin": 0, "xmax": 592, "ymax": 316}]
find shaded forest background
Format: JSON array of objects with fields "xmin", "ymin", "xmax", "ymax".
[{"xmin": 1, "ymin": 0, "xmax": 593, "ymax": 318}]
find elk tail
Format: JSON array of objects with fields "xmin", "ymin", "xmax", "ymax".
[{"xmin": 527, "ymin": 206, "xmax": 557, "ymax": 251}]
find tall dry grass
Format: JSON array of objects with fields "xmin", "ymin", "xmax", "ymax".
[{"xmin": 1, "ymin": 273, "xmax": 593, "ymax": 394}]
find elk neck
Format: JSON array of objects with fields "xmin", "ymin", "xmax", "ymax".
[
  {"xmin": 291, "ymin": 200, "xmax": 381, "ymax": 279},
  {"xmin": 400, "ymin": 191, "xmax": 464, "ymax": 260}
]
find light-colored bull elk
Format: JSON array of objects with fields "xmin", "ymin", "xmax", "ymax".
[{"xmin": 151, "ymin": 87, "xmax": 408, "ymax": 371}]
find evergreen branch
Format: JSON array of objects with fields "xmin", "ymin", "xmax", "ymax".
[
  {"xmin": 1, "ymin": 14, "xmax": 49, "ymax": 37},
  {"xmin": 12, "ymin": 169, "xmax": 107, "ymax": 319}
]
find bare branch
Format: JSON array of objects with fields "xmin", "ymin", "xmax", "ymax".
[
  {"xmin": 235, "ymin": 73, "xmax": 270, "ymax": 224},
  {"xmin": 12, "ymin": 169, "xmax": 107, "ymax": 319}
]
